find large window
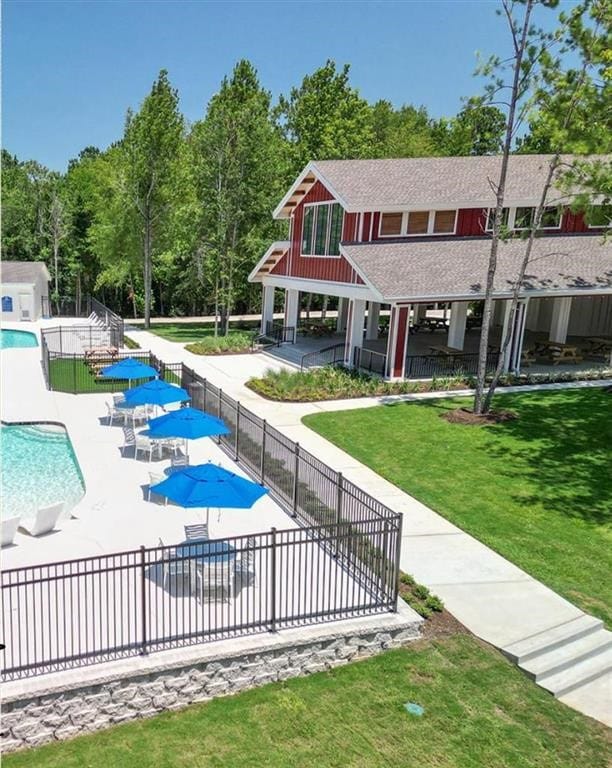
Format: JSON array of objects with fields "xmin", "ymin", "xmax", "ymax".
[
  {"xmin": 380, "ymin": 212, "xmax": 403, "ymax": 236},
  {"xmin": 301, "ymin": 203, "xmax": 344, "ymax": 256},
  {"xmin": 587, "ymin": 205, "xmax": 612, "ymax": 229}
]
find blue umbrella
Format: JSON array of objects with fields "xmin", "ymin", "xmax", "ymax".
[
  {"xmin": 147, "ymin": 407, "xmax": 230, "ymax": 441},
  {"xmin": 100, "ymin": 357, "xmax": 158, "ymax": 385},
  {"xmin": 123, "ymin": 379, "xmax": 190, "ymax": 407},
  {"xmin": 151, "ymin": 462, "xmax": 268, "ymax": 509}
]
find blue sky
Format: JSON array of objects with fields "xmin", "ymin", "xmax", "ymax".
[{"xmin": 3, "ymin": 0, "xmax": 566, "ymax": 171}]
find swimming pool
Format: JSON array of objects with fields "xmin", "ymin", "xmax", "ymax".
[
  {"xmin": 1, "ymin": 423, "xmax": 85, "ymax": 519},
  {"xmin": 0, "ymin": 329, "xmax": 38, "ymax": 349}
]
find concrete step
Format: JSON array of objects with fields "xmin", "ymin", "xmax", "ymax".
[
  {"xmin": 537, "ymin": 646, "xmax": 612, "ymax": 698},
  {"xmin": 522, "ymin": 628, "xmax": 612, "ymax": 682},
  {"xmin": 503, "ymin": 615, "xmax": 603, "ymax": 664}
]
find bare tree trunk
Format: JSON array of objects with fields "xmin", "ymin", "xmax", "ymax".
[
  {"xmin": 53, "ymin": 241, "xmax": 60, "ymax": 313},
  {"xmin": 143, "ymin": 215, "xmax": 152, "ymax": 328},
  {"xmin": 474, "ymin": 0, "xmax": 534, "ymax": 415}
]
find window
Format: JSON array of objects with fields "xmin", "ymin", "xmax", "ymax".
[
  {"xmin": 380, "ymin": 212, "xmax": 403, "ymax": 236},
  {"xmin": 485, "ymin": 208, "xmax": 510, "ymax": 231},
  {"xmin": 587, "ymin": 205, "xmax": 612, "ymax": 229},
  {"xmin": 301, "ymin": 202, "xmax": 344, "ymax": 256},
  {"xmin": 2, "ymin": 296, "xmax": 13, "ymax": 312},
  {"xmin": 540, "ymin": 206, "xmax": 562, "ymax": 229},
  {"xmin": 514, "ymin": 207, "xmax": 534, "ymax": 230},
  {"xmin": 433, "ymin": 210, "xmax": 456, "ymax": 234},
  {"xmin": 406, "ymin": 211, "xmax": 429, "ymax": 235}
]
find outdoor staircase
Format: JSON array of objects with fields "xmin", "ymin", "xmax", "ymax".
[{"xmin": 503, "ymin": 615, "xmax": 612, "ymax": 698}]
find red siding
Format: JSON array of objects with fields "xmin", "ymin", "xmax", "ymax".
[
  {"xmin": 390, "ymin": 306, "xmax": 410, "ymax": 378},
  {"xmin": 277, "ymin": 179, "xmax": 364, "ymax": 285},
  {"xmin": 562, "ymin": 209, "xmax": 588, "ymax": 233},
  {"xmin": 456, "ymin": 208, "xmax": 487, "ymax": 236},
  {"xmin": 371, "ymin": 212, "xmax": 382, "ymax": 241}
]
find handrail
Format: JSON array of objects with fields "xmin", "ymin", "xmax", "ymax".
[
  {"xmin": 300, "ymin": 342, "xmax": 345, "ymax": 371},
  {"xmin": 353, "ymin": 346, "xmax": 387, "ymax": 376}
]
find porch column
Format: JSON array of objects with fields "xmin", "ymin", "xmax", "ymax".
[
  {"xmin": 447, "ymin": 301, "xmax": 468, "ymax": 350},
  {"xmin": 500, "ymin": 300, "xmax": 528, "ymax": 373},
  {"xmin": 549, "ymin": 296, "xmax": 572, "ymax": 343},
  {"xmin": 365, "ymin": 301, "xmax": 380, "ymax": 341},
  {"xmin": 336, "ymin": 297, "xmax": 348, "ymax": 332},
  {"xmin": 385, "ymin": 305, "xmax": 410, "ymax": 380},
  {"xmin": 284, "ymin": 289, "xmax": 300, "ymax": 329},
  {"xmin": 260, "ymin": 284, "xmax": 275, "ymax": 334},
  {"xmin": 344, "ymin": 298, "xmax": 366, "ymax": 367},
  {"xmin": 413, "ymin": 304, "xmax": 427, "ymax": 324}
]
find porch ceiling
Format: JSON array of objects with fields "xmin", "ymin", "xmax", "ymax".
[{"xmin": 341, "ymin": 234, "xmax": 612, "ymax": 303}]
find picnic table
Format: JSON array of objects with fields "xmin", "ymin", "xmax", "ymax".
[
  {"xmin": 583, "ymin": 337, "xmax": 612, "ymax": 360},
  {"xmin": 415, "ymin": 317, "xmax": 449, "ymax": 333},
  {"xmin": 301, "ymin": 322, "xmax": 335, "ymax": 338},
  {"xmin": 428, "ymin": 345, "xmax": 463, "ymax": 356},
  {"xmin": 84, "ymin": 346, "xmax": 118, "ymax": 360},
  {"xmin": 534, "ymin": 340, "xmax": 583, "ymax": 365}
]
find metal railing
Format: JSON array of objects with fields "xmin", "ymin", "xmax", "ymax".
[
  {"xmin": 91, "ymin": 297, "xmax": 124, "ymax": 348},
  {"xmin": 266, "ymin": 321, "xmax": 296, "ymax": 344},
  {"xmin": 1, "ymin": 519, "xmax": 399, "ymax": 681},
  {"xmin": 405, "ymin": 351, "xmax": 500, "ymax": 379},
  {"xmin": 300, "ymin": 342, "xmax": 345, "ymax": 371},
  {"xmin": 353, "ymin": 347, "xmax": 388, "ymax": 376}
]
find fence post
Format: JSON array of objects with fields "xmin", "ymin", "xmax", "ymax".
[
  {"xmin": 335, "ymin": 472, "xmax": 343, "ymax": 557},
  {"xmin": 203, "ymin": 378, "xmax": 208, "ymax": 412},
  {"xmin": 59, "ymin": 325, "xmax": 63, "ymax": 354},
  {"xmin": 217, "ymin": 388, "xmax": 223, "ymax": 444},
  {"xmin": 260, "ymin": 420, "xmax": 267, "ymax": 485},
  {"xmin": 292, "ymin": 443, "xmax": 300, "ymax": 517},
  {"xmin": 140, "ymin": 546, "xmax": 148, "ymax": 654},
  {"xmin": 270, "ymin": 528, "xmax": 277, "ymax": 632},
  {"xmin": 235, "ymin": 402, "xmax": 240, "ymax": 461},
  {"xmin": 392, "ymin": 514, "xmax": 403, "ymax": 612},
  {"xmin": 72, "ymin": 354, "xmax": 77, "ymax": 394}
]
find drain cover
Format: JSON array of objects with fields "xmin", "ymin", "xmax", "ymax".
[{"xmin": 404, "ymin": 702, "xmax": 424, "ymax": 716}]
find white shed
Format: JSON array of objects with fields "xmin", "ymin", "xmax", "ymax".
[{"xmin": 1, "ymin": 261, "xmax": 51, "ymax": 322}]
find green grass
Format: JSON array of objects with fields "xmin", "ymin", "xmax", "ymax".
[
  {"xmin": 48, "ymin": 358, "xmax": 180, "ymax": 393},
  {"xmin": 5, "ymin": 636, "xmax": 610, "ymax": 768},
  {"xmin": 304, "ymin": 389, "xmax": 612, "ymax": 626},
  {"xmin": 146, "ymin": 322, "xmax": 257, "ymax": 344}
]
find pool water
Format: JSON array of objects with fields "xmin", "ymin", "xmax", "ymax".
[
  {"xmin": 0, "ymin": 329, "xmax": 38, "ymax": 349},
  {"xmin": 1, "ymin": 424, "xmax": 85, "ymax": 519}
]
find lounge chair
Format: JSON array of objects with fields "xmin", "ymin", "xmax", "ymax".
[
  {"xmin": 148, "ymin": 472, "xmax": 167, "ymax": 504},
  {"xmin": 1, "ymin": 516, "xmax": 20, "ymax": 547},
  {"xmin": 184, "ymin": 523, "xmax": 209, "ymax": 541},
  {"xmin": 19, "ymin": 502, "xmax": 64, "ymax": 537}
]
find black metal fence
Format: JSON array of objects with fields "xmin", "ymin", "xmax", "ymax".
[
  {"xmin": 405, "ymin": 351, "xmax": 500, "ymax": 379},
  {"xmin": 9, "ymin": 350, "xmax": 402, "ymax": 680},
  {"xmin": 91, "ymin": 297, "xmax": 124, "ymax": 348},
  {"xmin": 353, "ymin": 347, "xmax": 388, "ymax": 377},
  {"xmin": 266, "ymin": 321, "xmax": 296, "ymax": 344},
  {"xmin": 2, "ymin": 519, "xmax": 398, "ymax": 681},
  {"xmin": 300, "ymin": 342, "xmax": 345, "ymax": 371}
]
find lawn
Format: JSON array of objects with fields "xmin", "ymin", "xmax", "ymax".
[
  {"xmin": 5, "ymin": 636, "xmax": 610, "ymax": 768},
  {"xmin": 48, "ymin": 358, "xmax": 180, "ymax": 393},
  {"xmin": 303, "ymin": 389, "xmax": 612, "ymax": 626},
  {"xmin": 145, "ymin": 322, "xmax": 257, "ymax": 344}
]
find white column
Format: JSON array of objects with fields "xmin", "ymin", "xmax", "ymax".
[
  {"xmin": 549, "ymin": 296, "xmax": 572, "ymax": 343},
  {"xmin": 413, "ymin": 304, "xmax": 427, "ymax": 324},
  {"xmin": 336, "ymin": 297, "xmax": 348, "ymax": 332},
  {"xmin": 284, "ymin": 289, "xmax": 300, "ymax": 329},
  {"xmin": 447, "ymin": 301, "xmax": 468, "ymax": 350},
  {"xmin": 365, "ymin": 302, "xmax": 380, "ymax": 341},
  {"xmin": 260, "ymin": 284, "xmax": 275, "ymax": 334},
  {"xmin": 510, "ymin": 300, "xmax": 529, "ymax": 374},
  {"xmin": 344, "ymin": 299, "xmax": 366, "ymax": 367}
]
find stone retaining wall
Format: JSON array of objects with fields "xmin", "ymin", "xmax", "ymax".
[{"xmin": 1, "ymin": 608, "xmax": 421, "ymax": 753}]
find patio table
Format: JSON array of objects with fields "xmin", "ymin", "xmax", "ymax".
[
  {"xmin": 428, "ymin": 344, "xmax": 462, "ymax": 355},
  {"xmin": 174, "ymin": 539, "xmax": 236, "ymax": 565}
]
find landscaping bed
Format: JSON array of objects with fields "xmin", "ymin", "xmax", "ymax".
[
  {"xmin": 246, "ymin": 365, "xmax": 612, "ymax": 402},
  {"xmin": 304, "ymin": 388, "xmax": 612, "ymax": 627},
  {"xmin": 6, "ymin": 633, "xmax": 610, "ymax": 768},
  {"xmin": 185, "ymin": 330, "xmax": 256, "ymax": 355}
]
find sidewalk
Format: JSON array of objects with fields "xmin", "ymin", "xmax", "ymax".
[{"xmin": 127, "ymin": 328, "xmax": 612, "ymax": 726}]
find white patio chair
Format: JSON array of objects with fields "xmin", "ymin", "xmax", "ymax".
[
  {"xmin": 106, "ymin": 401, "xmax": 125, "ymax": 426},
  {"xmin": 112, "ymin": 393, "xmax": 126, "ymax": 406},
  {"xmin": 148, "ymin": 472, "xmax": 167, "ymax": 504},
  {"xmin": 1, "ymin": 516, "xmax": 20, "ymax": 547},
  {"xmin": 122, "ymin": 425, "xmax": 136, "ymax": 456},
  {"xmin": 184, "ymin": 523, "xmax": 209, "ymax": 541},
  {"xmin": 19, "ymin": 502, "xmax": 64, "ymax": 537},
  {"xmin": 131, "ymin": 406, "xmax": 149, "ymax": 426},
  {"xmin": 161, "ymin": 437, "xmax": 184, "ymax": 457},
  {"xmin": 161, "ymin": 546, "xmax": 193, "ymax": 591},
  {"xmin": 135, "ymin": 434, "xmax": 159, "ymax": 462},
  {"xmin": 170, "ymin": 454, "xmax": 189, "ymax": 471},
  {"xmin": 200, "ymin": 561, "xmax": 231, "ymax": 603},
  {"xmin": 235, "ymin": 537, "xmax": 257, "ymax": 588}
]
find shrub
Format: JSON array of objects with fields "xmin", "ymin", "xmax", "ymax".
[
  {"xmin": 123, "ymin": 335, "xmax": 140, "ymax": 350},
  {"xmin": 186, "ymin": 331, "xmax": 255, "ymax": 355},
  {"xmin": 425, "ymin": 594, "xmax": 444, "ymax": 613}
]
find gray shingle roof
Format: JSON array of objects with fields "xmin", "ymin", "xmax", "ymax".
[
  {"xmin": 341, "ymin": 234, "xmax": 612, "ymax": 301},
  {"xmin": 306, "ymin": 154, "xmax": 608, "ymax": 211},
  {"xmin": 1, "ymin": 261, "xmax": 50, "ymax": 284}
]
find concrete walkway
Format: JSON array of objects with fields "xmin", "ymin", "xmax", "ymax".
[{"xmin": 125, "ymin": 327, "xmax": 612, "ymax": 726}]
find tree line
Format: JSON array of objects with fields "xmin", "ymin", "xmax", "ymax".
[{"xmin": 2, "ymin": 60, "xmax": 510, "ymax": 328}]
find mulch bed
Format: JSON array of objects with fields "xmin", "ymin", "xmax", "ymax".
[
  {"xmin": 420, "ymin": 608, "xmax": 470, "ymax": 640},
  {"xmin": 442, "ymin": 407, "xmax": 518, "ymax": 426}
]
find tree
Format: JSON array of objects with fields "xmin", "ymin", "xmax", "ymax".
[
  {"xmin": 433, "ymin": 103, "xmax": 506, "ymax": 155},
  {"xmin": 121, "ymin": 70, "xmax": 184, "ymax": 328},
  {"xmin": 46, "ymin": 177, "xmax": 71, "ymax": 311},
  {"xmin": 277, "ymin": 60, "xmax": 374, "ymax": 174},
  {"xmin": 474, "ymin": 0, "xmax": 610, "ymax": 414},
  {"xmin": 370, "ymin": 101, "xmax": 441, "ymax": 157},
  {"xmin": 191, "ymin": 60, "xmax": 285, "ymax": 334}
]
